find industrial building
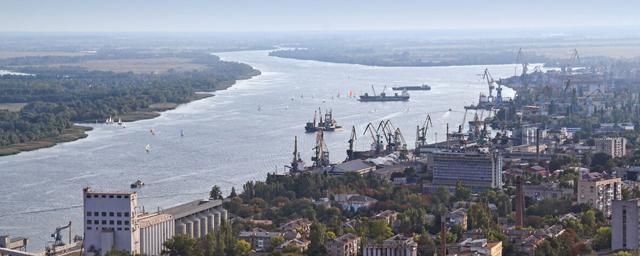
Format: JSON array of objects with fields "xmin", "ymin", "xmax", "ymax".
[
  {"xmin": 82, "ymin": 187, "xmax": 227, "ymax": 256},
  {"xmin": 612, "ymin": 199, "xmax": 640, "ymax": 251},
  {"xmin": 362, "ymin": 234, "xmax": 417, "ymax": 256},
  {"xmin": 594, "ymin": 137, "xmax": 627, "ymax": 158},
  {"xmin": 163, "ymin": 199, "xmax": 227, "ymax": 239},
  {"xmin": 577, "ymin": 173, "xmax": 621, "ymax": 217},
  {"xmin": 432, "ymin": 150, "xmax": 503, "ymax": 190}
]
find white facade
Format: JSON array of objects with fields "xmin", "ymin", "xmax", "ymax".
[
  {"xmin": 595, "ymin": 137, "xmax": 626, "ymax": 158},
  {"xmin": 83, "ymin": 188, "xmax": 138, "ymax": 256},
  {"xmin": 138, "ymin": 214, "xmax": 175, "ymax": 256}
]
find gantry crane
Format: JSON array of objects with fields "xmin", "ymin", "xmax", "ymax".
[
  {"xmin": 415, "ymin": 115, "xmax": 433, "ymax": 150},
  {"xmin": 516, "ymin": 48, "xmax": 529, "ymax": 78},
  {"xmin": 364, "ymin": 122, "xmax": 383, "ymax": 154},
  {"xmin": 287, "ymin": 136, "xmax": 303, "ymax": 172},
  {"xmin": 483, "ymin": 68, "xmax": 495, "ymax": 101}
]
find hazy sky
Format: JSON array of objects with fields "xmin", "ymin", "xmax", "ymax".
[{"xmin": 2, "ymin": 0, "xmax": 639, "ymax": 32}]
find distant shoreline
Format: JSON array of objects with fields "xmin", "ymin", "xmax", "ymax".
[{"xmin": 0, "ymin": 70, "xmax": 260, "ymax": 157}]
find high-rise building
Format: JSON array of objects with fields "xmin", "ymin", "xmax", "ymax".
[
  {"xmin": 432, "ymin": 151, "xmax": 503, "ymax": 189},
  {"xmin": 594, "ymin": 137, "xmax": 626, "ymax": 158},
  {"xmin": 612, "ymin": 199, "xmax": 640, "ymax": 250},
  {"xmin": 577, "ymin": 173, "xmax": 621, "ymax": 217}
]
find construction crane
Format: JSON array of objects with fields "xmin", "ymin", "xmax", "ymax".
[
  {"xmin": 46, "ymin": 221, "xmax": 72, "ymax": 256},
  {"xmin": 364, "ymin": 122, "xmax": 383, "ymax": 154},
  {"xmin": 346, "ymin": 126, "xmax": 357, "ymax": 161},
  {"xmin": 567, "ymin": 48, "xmax": 580, "ymax": 74},
  {"xmin": 311, "ymin": 131, "xmax": 330, "ymax": 168},
  {"xmin": 380, "ymin": 120, "xmax": 399, "ymax": 152}
]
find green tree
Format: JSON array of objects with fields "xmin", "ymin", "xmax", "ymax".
[
  {"xmin": 235, "ymin": 240, "xmax": 252, "ymax": 256},
  {"xmin": 593, "ymin": 227, "xmax": 611, "ymax": 250},
  {"xmin": 369, "ymin": 219, "xmax": 393, "ymax": 242},
  {"xmin": 270, "ymin": 236, "xmax": 285, "ymax": 251},
  {"xmin": 308, "ymin": 222, "xmax": 328, "ymax": 256},
  {"xmin": 210, "ymin": 185, "xmax": 223, "ymax": 200},
  {"xmin": 162, "ymin": 235, "xmax": 202, "ymax": 256},
  {"xmin": 454, "ymin": 181, "xmax": 471, "ymax": 202},
  {"xmin": 105, "ymin": 250, "xmax": 130, "ymax": 256},
  {"xmin": 228, "ymin": 186, "xmax": 237, "ymax": 198}
]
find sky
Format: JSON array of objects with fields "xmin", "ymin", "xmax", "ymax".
[{"xmin": 1, "ymin": 0, "xmax": 639, "ymax": 32}]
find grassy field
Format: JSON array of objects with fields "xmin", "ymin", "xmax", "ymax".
[
  {"xmin": 56, "ymin": 57, "xmax": 207, "ymax": 74},
  {"xmin": 0, "ymin": 103, "xmax": 27, "ymax": 112},
  {"xmin": 0, "ymin": 50, "xmax": 91, "ymax": 59},
  {"xmin": 0, "ymin": 125, "xmax": 92, "ymax": 156}
]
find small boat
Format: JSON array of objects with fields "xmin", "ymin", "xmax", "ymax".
[
  {"xmin": 150, "ymin": 129, "xmax": 155, "ymax": 136},
  {"xmin": 117, "ymin": 118, "xmax": 123, "ymax": 125},
  {"xmin": 180, "ymin": 129, "xmax": 185, "ymax": 137},
  {"xmin": 122, "ymin": 122, "xmax": 126, "ymax": 128},
  {"xmin": 145, "ymin": 144, "xmax": 151, "ymax": 153},
  {"xmin": 130, "ymin": 180, "xmax": 144, "ymax": 189}
]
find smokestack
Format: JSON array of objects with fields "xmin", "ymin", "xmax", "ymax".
[
  {"xmin": 515, "ymin": 176, "xmax": 525, "ymax": 228},
  {"xmin": 535, "ymin": 128, "xmax": 540, "ymax": 162}
]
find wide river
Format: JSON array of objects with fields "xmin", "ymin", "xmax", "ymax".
[{"xmin": 0, "ymin": 50, "xmax": 517, "ymax": 251}]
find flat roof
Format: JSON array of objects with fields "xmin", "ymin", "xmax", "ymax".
[{"xmin": 164, "ymin": 199, "xmax": 222, "ymax": 219}]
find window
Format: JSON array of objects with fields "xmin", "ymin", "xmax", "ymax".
[
  {"xmin": 87, "ymin": 220, "xmax": 91, "ymax": 224},
  {"xmin": 117, "ymin": 212, "xmax": 122, "ymax": 217},
  {"xmin": 102, "ymin": 220, "xmax": 107, "ymax": 225},
  {"xmin": 124, "ymin": 195, "xmax": 129, "ymax": 199},
  {"xmin": 124, "ymin": 212, "xmax": 130, "ymax": 217},
  {"xmin": 87, "ymin": 227, "xmax": 92, "ymax": 230},
  {"xmin": 109, "ymin": 220, "xmax": 114, "ymax": 225},
  {"xmin": 109, "ymin": 212, "xmax": 114, "ymax": 217},
  {"xmin": 86, "ymin": 195, "xmax": 91, "ymax": 198},
  {"xmin": 117, "ymin": 228, "xmax": 122, "ymax": 231},
  {"xmin": 117, "ymin": 195, "xmax": 122, "ymax": 198},
  {"xmin": 94, "ymin": 212, "xmax": 99, "ymax": 216},
  {"xmin": 124, "ymin": 227, "xmax": 129, "ymax": 231},
  {"xmin": 87, "ymin": 212, "xmax": 92, "ymax": 216},
  {"xmin": 101, "ymin": 195, "xmax": 106, "ymax": 198},
  {"xmin": 101, "ymin": 212, "xmax": 107, "ymax": 217},
  {"xmin": 117, "ymin": 221, "xmax": 122, "ymax": 225},
  {"xmin": 124, "ymin": 221, "xmax": 130, "ymax": 225},
  {"xmin": 109, "ymin": 195, "xmax": 114, "ymax": 198}
]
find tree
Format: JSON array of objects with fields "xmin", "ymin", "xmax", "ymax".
[
  {"xmin": 162, "ymin": 235, "xmax": 201, "ymax": 256},
  {"xmin": 593, "ymin": 227, "xmax": 611, "ymax": 250},
  {"xmin": 210, "ymin": 185, "xmax": 223, "ymax": 200},
  {"xmin": 417, "ymin": 232, "xmax": 435, "ymax": 256},
  {"xmin": 105, "ymin": 250, "xmax": 130, "ymax": 256},
  {"xmin": 270, "ymin": 236, "xmax": 285, "ymax": 251},
  {"xmin": 368, "ymin": 220, "xmax": 393, "ymax": 242},
  {"xmin": 308, "ymin": 222, "xmax": 328, "ymax": 256},
  {"xmin": 235, "ymin": 240, "xmax": 252, "ymax": 256},
  {"xmin": 454, "ymin": 181, "xmax": 471, "ymax": 202},
  {"xmin": 591, "ymin": 152, "xmax": 611, "ymax": 170},
  {"xmin": 228, "ymin": 186, "xmax": 238, "ymax": 198}
]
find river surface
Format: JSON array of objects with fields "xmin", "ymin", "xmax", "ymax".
[{"xmin": 0, "ymin": 50, "xmax": 517, "ymax": 251}]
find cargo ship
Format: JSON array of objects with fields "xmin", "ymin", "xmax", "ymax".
[
  {"xmin": 392, "ymin": 84, "xmax": 431, "ymax": 91},
  {"xmin": 305, "ymin": 108, "xmax": 342, "ymax": 132},
  {"xmin": 359, "ymin": 85, "xmax": 410, "ymax": 102}
]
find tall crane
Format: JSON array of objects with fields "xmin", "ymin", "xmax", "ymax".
[
  {"xmin": 516, "ymin": 48, "xmax": 529, "ymax": 78},
  {"xmin": 364, "ymin": 122, "xmax": 383, "ymax": 154},
  {"xmin": 46, "ymin": 221, "xmax": 72, "ymax": 256},
  {"xmin": 346, "ymin": 126, "xmax": 357, "ymax": 161},
  {"xmin": 483, "ymin": 68, "xmax": 495, "ymax": 101},
  {"xmin": 415, "ymin": 115, "xmax": 433, "ymax": 149},
  {"xmin": 311, "ymin": 131, "xmax": 330, "ymax": 168},
  {"xmin": 288, "ymin": 136, "xmax": 303, "ymax": 172},
  {"xmin": 568, "ymin": 48, "xmax": 580, "ymax": 74}
]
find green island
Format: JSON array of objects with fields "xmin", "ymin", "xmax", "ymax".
[{"xmin": 0, "ymin": 50, "xmax": 260, "ymax": 156}]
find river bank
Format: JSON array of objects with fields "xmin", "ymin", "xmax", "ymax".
[{"xmin": 0, "ymin": 69, "xmax": 260, "ymax": 157}]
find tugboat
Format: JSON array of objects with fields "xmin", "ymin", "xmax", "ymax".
[
  {"xmin": 392, "ymin": 84, "xmax": 431, "ymax": 91},
  {"xmin": 305, "ymin": 108, "xmax": 342, "ymax": 132},
  {"xmin": 130, "ymin": 180, "xmax": 144, "ymax": 189},
  {"xmin": 359, "ymin": 85, "xmax": 410, "ymax": 102}
]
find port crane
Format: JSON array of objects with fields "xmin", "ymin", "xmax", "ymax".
[
  {"xmin": 364, "ymin": 122, "xmax": 383, "ymax": 154},
  {"xmin": 45, "ymin": 221, "xmax": 72, "ymax": 256},
  {"xmin": 311, "ymin": 131, "xmax": 330, "ymax": 168},
  {"xmin": 516, "ymin": 48, "xmax": 529, "ymax": 78},
  {"xmin": 415, "ymin": 115, "xmax": 433, "ymax": 150},
  {"xmin": 286, "ymin": 136, "xmax": 303, "ymax": 172},
  {"xmin": 346, "ymin": 126, "xmax": 357, "ymax": 161},
  {"xmin": 483, "ymin": 68, "xmax": 495, "ymax": 101},
  {"xmin": 567, "ymin": 48, "xmax": 580, "ymax": 74}
]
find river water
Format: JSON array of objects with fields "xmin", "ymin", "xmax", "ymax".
[{"xmin": 0, "ymin": 50, "xmax": 517, "ymax": 251}]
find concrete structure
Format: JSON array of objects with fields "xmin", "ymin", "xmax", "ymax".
[
  {"xmin": 279, "ymin": 218, "xmax": 312, "ymax": 235},
  {"xmin": 447, "ymin": 239, "xmax": 502, "ymax": 256},
  {"xmin": 363, "ymin": 234, "xmax": 417, "ymax": 256},
  {"xmin": 612, "ymin": 199, "xmax": 640, "ymax": 251},
  {"xmin": 164, "ymin": 199, "xmax": 227, "ymax": 239},
  {"xmin": 325, "ymin": 233, "xmax": 360, "ymax": 256},
  {"xmin": 83, "ymin": 187, "xmax": 226, "ymax": 256},
  {"xmin": 523, "ymin": 184, "xmax": 574, "ymax": 201},
  {"xmin": 432, "ymin": 151, "xmax": 503, "ymax": 190},
  {"xmin": 0, "ymin": 236, "xmax": 27, "ymax": 252},
  {"xmin": 137, "ymin": 213, "xmax": 174, "ymax": 256},
  {"xmin": 577, "ymin": 174, "xmax": 621, "ymax": 216},
  {"xmin": 595, "ymin": 137, "xmax": 627, "ymax": 158},
  {"xmin": 373, "ymin": 210, "xmax": 398, "ymax": 226},
  {"xmin": 83, "ymin": 188, "xmax": 139, "ymax": 256}
]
